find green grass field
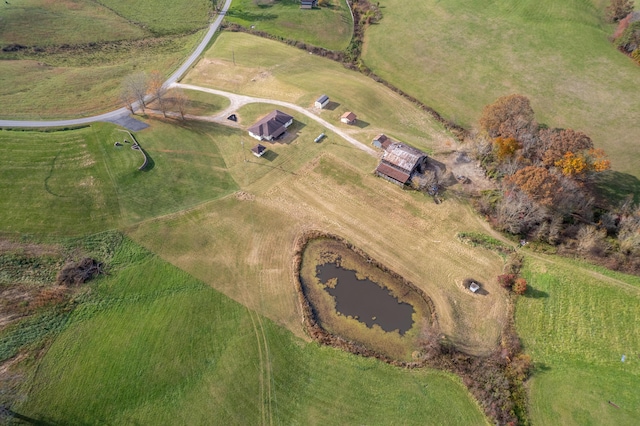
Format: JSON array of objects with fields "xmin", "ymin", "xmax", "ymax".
[
  {"xmin": 362, "ymin": 0, "xmax": 640, "ymax": 178},
  {"xmin": 226, "ymin": 0, "xmax": 353, "ymax": 51},
  {"xmin": 0, "ymin": 120, "xmax": 238, "ymax": 235},
  {"xmin": 516, "ymin": 254, "xmax": 640, "ymax": 425},
  {"xmin": 13, "ymin": 234, "xmax": 487, "ymax": 425},
  {"xmin": 0, "ymin": 0, "xmax": 211, "ymax": 119}
]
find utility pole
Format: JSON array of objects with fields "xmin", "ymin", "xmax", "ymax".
[
  {"xmin": 241, "ymin": 140, "xmax": 246, "ymax": 162},
  {"xmin": 232, "ymin": 48, "xmax": 235, "ymax": 66}
]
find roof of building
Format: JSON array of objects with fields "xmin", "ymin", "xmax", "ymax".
[
  {"xmin": 341, "ymin": 111, "xmax": 357, "ymax": 121},
  {"xmin": 382, "ymin": 143, "xmax": 426, "ymax": 173},
  {"xmin": 374, "ymin": 134, "xmax": 388, "ymax": 142},
  {"xmin": 316, "ymin": 94, "xmax": 329, "ymax": 104},
  {"xmin": 248, "ymin": 110, "xmax": 293, "ymax": 138},
  {"xmin": 375, "ymin": 163, "xmax": 411, "ymax": 184},
  {"xmin": 251, "ymin": 144, "xmax": 267, "ymax": 155}
]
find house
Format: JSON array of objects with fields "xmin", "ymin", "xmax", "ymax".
[
  {"xmin": 375, "ymin": 142, "xmax": 428, "ymax": 186},
  {"xmin": 248, "ymin": 110, "xmax": 294, "ymax": 141},
  {"xmin": 340, "ymin": 111, "xmax": 357, "ymax": 124},
  {"xmin": 300, "ymin": 0, "xmax": 318, "ymax": 9},
  {"xmin": 372, "ymin": 134, "xmax": 392, "ymax": 150},
  {"xmin": 251, "ymin": 144, "xmax": 267, "ymax": 158},
  {"xmin": 315, "ymin": 94, "xmax": 329, "ymax": 109}
]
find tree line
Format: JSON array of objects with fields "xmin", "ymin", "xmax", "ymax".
[{"xmin": 471, "ymin": 94, "xmax": 640, "ymax": 274}]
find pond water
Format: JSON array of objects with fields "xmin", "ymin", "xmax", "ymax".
[{"xmin": 317, "ymin": 262, "xmax": 414, "ymax": 335}]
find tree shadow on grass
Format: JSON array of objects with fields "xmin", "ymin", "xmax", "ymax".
[
  {"xmin": 524, "ymin": 285, "xmax": 548, "ymax": 299},
  {"xmin": 594, "ymin": 170, "xmax": 640, "ymax": 205}
]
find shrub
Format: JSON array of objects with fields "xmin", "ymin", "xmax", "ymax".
[
  {"xmin": 497, "ymin": 274, "xmax": 516, "ymax": 289},
  {"xmin": 512, "ymin": 278, "xmax": 527, "ymax": 295}
]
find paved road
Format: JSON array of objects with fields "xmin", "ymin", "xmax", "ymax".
[
  {"xmin": 171, "ymin": 83, "xmax": 377, "ymax": 156},
  {"xmin": 0, "ymin": 0, "xmax": 233, "ymax": 129}
]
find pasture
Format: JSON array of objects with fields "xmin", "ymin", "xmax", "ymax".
[
  {"xmin": 516, "ymin": 254, "xmax": 640, "ymax": 425},
  {"xmin": 0, "ymin": 120, "xmax": 238, "ymax": 235},
  {"xmin": 225, "ymin": 0, "xmax": 353, "ymax": 51},
  {"xmin": 0, "ymin": 0, "xmax": 210, "ymax": 119},
  {"xmin": 12, "ymin": 234, "xmax": 488, "ymax": 425},
  {"xmin": 362, "ymin": 0, "xmax": 640, "ymax": 177},
  {"xmin": 184, "ymin": 31, "xmax": 453, "ymax": 150}
]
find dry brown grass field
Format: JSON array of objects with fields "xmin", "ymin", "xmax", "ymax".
[{"xmin": 129, "ymin": 139, "xmax": 507, "ymax": 355}]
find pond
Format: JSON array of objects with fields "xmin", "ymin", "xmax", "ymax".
[{"xmin": 317, "ymin": 262, "xmax": 415, "ymax": 335}]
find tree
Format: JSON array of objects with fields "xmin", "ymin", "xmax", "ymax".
[
  {"xmin": 123, "ymin": 72, "xmax": 149, "ymax": 113},
  {"xmin": 512, "ymin": 278, "xmax": 527, "ymax": 295},
  {"xmin": 149, "ymin": 70, "xmax": 168, "ymax": 117},
  {"xmin": 172, "ymin": 89, "xmax": 189, "ymax": 120},
  {"xmin": 479, "ymin": 94, "xmax": 537, "ymax": 142},
  {"xmin": 496, "ymin": 189, "xmax": 548, "ymax": 234},
  {"xmin": 606, "ymin": 0, "xmax": 635, "ymax": 23},
  {"xmin": 119, "ymin": 85, "xmax": 136, "ymax": 114},
  {"xmin": 538, "ymin": 128, "xmax": 593, "ymax": 166},
  {"xmin": 505, "ymin": 166, "xmax": 561, "ymax": 206},
  {"xmin": 494, "ymin": 137, "xmax": 521, "ymax": 161}
]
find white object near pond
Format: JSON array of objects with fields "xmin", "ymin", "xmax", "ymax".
[
  {"xmin": 621, "ymin": 354, "xmax": 626, "ymax": 362},
  {"xmin": 469, "ymin": 282, "xmax": 480, "ymax": 293}
]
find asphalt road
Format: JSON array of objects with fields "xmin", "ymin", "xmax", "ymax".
[{"xmin": 0, "ymin": 0, "xmax": 233, "ymax": 129}]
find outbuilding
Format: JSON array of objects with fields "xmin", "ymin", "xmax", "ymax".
[
  {"xmin": 375, "ymin": 142, "xmax": 428, "ymax": 186},
  {"xmin": 251, "ymin": 144, "xmax": 267, "ymax": 157},
  {"xmin": 340, "ymin": 111, "xmax": 357, "ymax": 124},
  {"xmin": 300, "ymin": 0, "xmax": 318, "ymax": 9},
  {"xmin": 315, "ymin": 94, "xmax": 329, "ymax": 109},
  {"xmin": 372, "ymin": 134, "xmax": 392, "ymax": 149}
]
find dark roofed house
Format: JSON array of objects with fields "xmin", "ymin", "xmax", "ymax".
[
  {"xmin": 315, "ymin": 94, "xmax": 329, "ymax": 109},
  {"xmin": 300, "ymin": 0, "xmax": 318, "ymax": 9},
  {"xmin": 372, "ymin": 134, "xmax": 392, "ymax": 150},
  {"xmin": 340, "ymin": 111, "xmax": 357, "ymax": 124},
  {"xmin": 248, "ymin": 110, "xmax": 294, "ymax": 141},
  {"xmin": 375, "ymin": 142, "xmax": 428, "ymax": 186},
  {"xmin": 251, "ymin": 144, "xmax": 267, "ymax": 157}
]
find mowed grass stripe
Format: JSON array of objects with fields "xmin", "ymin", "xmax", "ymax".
[{"xmin": 516, "ymin": 255, "xmax": 640, "ymax": 424}]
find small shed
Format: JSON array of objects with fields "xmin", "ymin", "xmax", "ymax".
[
  {"xmin": 300, "ymin": 0, "xmax": 318, "ymax": 9},
  {"xmin": 340, "ymin": 111, "xmax": 357, "ymax": 124},
  {"xmin": 372, "ymin": 134, "xmax": 391, "ymax": 149},
  {"xmin": 469, "ymin": 282, "xmax": 480, "ymax": 293},
  {"xmin": 251, "ymin": 144, "xmax": 267, "ymax": 158},
  {"xmin": 315, "ymin": 94, "xmax": 329, "ymax": 109}
]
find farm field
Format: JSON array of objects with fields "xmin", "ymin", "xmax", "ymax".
[
  {"xmin": 362, "ymin": 0, "xmax": 640, "ymax": 178},
  {"xmin": 516, "ymin": 254, "xmax": 640, "ymax": 425},
  {"xmin": 225, "ymin": 0, "xmax": 353, "ymax": 51},
  {"xmin": 0, "ymin": 120, "xmax": 237, "ymax": 235},
  {"xmin": 184, "ymin": 32, "xmax": 453, "ymax": 149},
  {"xmin": 10, "ymin": 234, "xmax": 487, "ymax": 425},
  {"xmin": 0, "ymin": 0, "xmax": 209, "ymax": 119}
]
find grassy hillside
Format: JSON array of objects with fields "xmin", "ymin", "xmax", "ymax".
[
  {"xmin": 0, "ymin": 0, "xmax": 211, "ymax": 119},
  {"xmin": 13, "ymin": 234, "xmax": 487, "ymax": 425},
  {"xmin": 516, "ymin": 255, "xmax": 640, "ymax": 425},
  {"xmin": 225, "ymin": 0, "xmax": 353, "ymax": 51},
  {"xmin": 0, "ymin": 120, "xmax": 237, "ymax": 235},
  {"xmin": 185, "ymin": 32, "xmax": 453, "ymax": 149},
  {"xmin": 362, "ymin": 0, "xmax": 640, "ymax": 177}
]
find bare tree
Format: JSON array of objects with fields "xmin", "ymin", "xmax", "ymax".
[
  {"xmin": 606, "ymin": 0, "xmax": 635, "ymax": 23},
  {"xmin": 172, "ymin": 89, "xmax": 189, "ymax": 120},
  {"xmin": 123, "ymin": 72, "xmax": 149, "ymax": 113},
  {"xmin": 149, "ymin": 70, "xmax": 168, "ymax": 117},
  {"xmin": 496, "ymin": 189, "xmax": 547, "ymax": 235},
  {"xmin": 119, "ymin": 84, "xmax": 136, "ymax": 114}
]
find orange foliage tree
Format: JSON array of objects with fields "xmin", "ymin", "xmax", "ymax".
[
  {"xmin": 505, "ymin": 166, "xmax": 561, "ymax": 206},
  {"xmin": 555, "ymin": 148, "xmax": 611, "ymax": 177},
  {"xmin": 494, "ymin": 137, "xmax": 522, "ymax": 161},
  {"xmin": 479, "ymin": 94, "xmax": 537, "ymax": 141}
]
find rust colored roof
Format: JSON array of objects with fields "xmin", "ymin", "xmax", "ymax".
[
  {"xmin": 382, "ymin": 143, "xmax": 425, "ymax": 173},
  {"xmin": 341, "ymin": 111, "xmax": 357, "ymax": 121},
  {"xmin": 376, "ymin": 163, "xmax": 411, "ymax": 184}
]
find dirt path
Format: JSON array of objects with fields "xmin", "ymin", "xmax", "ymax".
[{"xmin": 170, "ymin": 83, "xmax": 377, "ymax": 157}]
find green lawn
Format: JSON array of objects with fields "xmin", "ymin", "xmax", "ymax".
[
  {"xmin": 516, "ymin": 254, "xmax": 640, "ymax": 425},
  {"xmin": 226, "ymin": 0, "xmax": 353, "ymax": 51},
  {"xmin": 15, "ymin": 234, "xmax": 487, "ymax": 425},
  {"xmin": 362, "ymin": 0, "xmax": 640, "ymax": 178},
  {"xmin": 0, "ymin": 120, "xmax": 238, "ymax": 235}
]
